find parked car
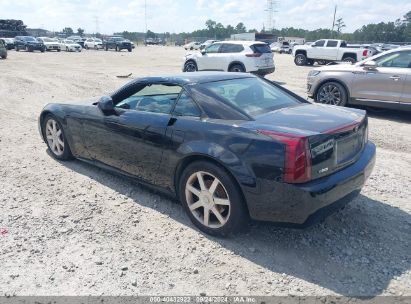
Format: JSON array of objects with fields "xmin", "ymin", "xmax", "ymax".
[
  {"xmin": 270, "ymin": 41, "xmax": 292, "ymax": 54},
  {"xmin": 103, "ymin": 36, "xmax": 132, "ymax": 52},
  {"xmin": 200, "ymin": 40, "xmax": 219, "ymax": 50},
  {"xmin": 184, "ymin": 42, "xmax": 201, "ymax": 50},
  {"xmin": 37, "ymin": 37, "xmax": 61, "ymax": 52},
  {"xmin": 0, "ymin": 38, "xmax": 15, "ymax": 50},
  {"xmin": 84, "ymin": 38, "xmax": 103, "ymax": 50},
  {"xmin": 307, "ymin": 47, "xmax": 411, "ymax": 111},
  {"xmin": 15, "ymin": 36, "xmax": 45, "ymax": 52},
  {"xmin": 183, "ymin": 41, "xmax": 275, "ymax": 76},
  {"xmin": 61, "ymin": 39, "xmax": 82, "ymax": 52},
  {"xmin": 67, "ymin": 36, "xmax": 85, "ymax": 48},
  {"xmin": 38, "ymin": 72, "xmax": 376, "ymax": 236},
  {"xmin": 0, "ymin": 39, "xmax": 7, "ymax": 59},
  {"xmin": 293, "ymin": 39, "xmax": 372, "ymax": 66}
]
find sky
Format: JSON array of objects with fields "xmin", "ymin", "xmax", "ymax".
[{"xmin": 1, "ymin": 0, "xmax": 411, "ymax": 34}]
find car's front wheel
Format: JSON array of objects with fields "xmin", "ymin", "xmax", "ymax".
[
  {"xmin": 42, "ymin": 115, "xmax": 73, "ymax": 160},
  {"xmin": 179, "ymin": 161, "xmax": 248, "ymax": 236},
  {"xmin": 316, "ymin": 81, "xmax": 348, "ymax": 106},
  {"xmin": 294, "ymin": 54, "xmax": 307, "ymax": 66},
  {"xmin": 183, "ymin": 60, "xmax": 198, "ymax": 72}
]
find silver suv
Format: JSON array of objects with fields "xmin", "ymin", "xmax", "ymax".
[{"xmin": 307, "ymin": 47, "xmax": 411, "ymax": 111}]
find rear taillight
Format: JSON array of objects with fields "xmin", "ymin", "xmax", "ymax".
[
  {"xmin": 246, "ymin": 53, "xmax": 262, "ymax": 57},
  {"xmin": 363, "ymin": 49, "xmax": 368, "ymax": 57},
  {"xmin": 258, "ymin": 130, "xmax": 312, "ymax": 183}
]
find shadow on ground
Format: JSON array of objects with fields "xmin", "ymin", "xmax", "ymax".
[{"xmin": 60, "ymin": 158, "xmax": 411, "ymax": 297}]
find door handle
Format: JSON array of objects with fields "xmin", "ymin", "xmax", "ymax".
[{"xmin": 390, "ymin": 75, "xmax": 401, "ymax": 81}]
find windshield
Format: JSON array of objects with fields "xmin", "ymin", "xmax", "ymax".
[
  {"xmin": 199, "ymin": 77, "xmax": 301, "ymax": 116},
  {"xmin": 111, "ymin": 37, "xmax": 124, "ymax": 41},
  {"xmin": 42, "ymin": 38, "xmax": 53, "ymax": 42},
  {"xmin": 65, "ymin": 40, "xmax": 74, "ymax": 43}
]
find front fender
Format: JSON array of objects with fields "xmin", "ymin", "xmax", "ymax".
[{"xmin": 38, "ymin": 103, "xmax": 69, "ymax": 141}]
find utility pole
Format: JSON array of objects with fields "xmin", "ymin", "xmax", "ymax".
[
  {"xmin": 265, "ymin": 0, "xmax": 278, "ymax": 32},
  {"xmin": 145, "ymin": 0, "xmax": 148, "ymax": 33},
  {"xmin": 331, "ymin": 5, "xmax": 337, "ymax": 38},
  {"xmin": 93, "ymin": 16, "xmax": 99, "ymax": 36}
]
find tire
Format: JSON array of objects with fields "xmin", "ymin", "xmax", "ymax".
[
  {"xmin": 115, "ymin": 46, "xmax": 119, "ymax": 52},
  {"xmin": 228, "ymin": 64, "xmax": 245, "ymax": 73},
  {"xmin": 179, "ymin": 161, "xmax": 248, "ymax": 236},
  {"xmin": 128, "ymin": 48, "xmax": 132, "ymax": 52},
  {"xmin": 105, "ymin": 46, "xmax": 108, "ymax": 51},
  {"xmin": 307, "ymin": 59, "xmax": 314, "ymax": 66},
  {"xmin": 315, "ymin": 81, "xmax": 348, "ymax": 106},
  {"xmin": 57, "ymin": 49, "xmax": 61, "ymax": 52},
  {"xmin": 342, "ymin": 57, "xmax": 356, "ymax": 64},
  {"xmin": 42, "ymin": 114, "xmax": 74, "ymax": 161},
  {"xmin": 317, "ymin": 60, "xmax": 327, "ymax": 65},
  {"xmin": 16, "ymin": 46, "xmax": 19, "ymax": 52},
  {"xmin": 1, "ymin": 54, "xmax": 6, "ymax": 59},
  {"xmin": 190, "ymin": 47, "xmax": 194, "ymax": 50},
  {"xmin": 94, "ymin": 45, "xmax": 98, "ymax": 50},
  {"xmin": 294, "ymin": 54, "xmax": 307, "ymax": 66},
  {"xmin": 183, "ymin": 60, "xmax": 198, "ymax": 72}
]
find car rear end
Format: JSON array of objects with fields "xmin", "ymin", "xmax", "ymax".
[
  {"xmin": 121, "ymin": 40, "xmax": 132, "ymax": 50},
  {"xmin": 242, "ymin": 104, "xmax": 375, "ymax": 225},
  {"xmin": 243, "ymin": 43, "xmax": 275, "ymax": 76}
]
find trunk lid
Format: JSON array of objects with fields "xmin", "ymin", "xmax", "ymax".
[{"xmin": 245, "ymin": 104, "xmax": 368, "ymax": 182}]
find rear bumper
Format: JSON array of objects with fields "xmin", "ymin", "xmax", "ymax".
[
  {"xmin": 244, "ymin": 142, "xmax": 376, "ymax": 225},
  {"xmin": 252, "ymin": 67, "xmax": 275, "ymax": 76}
]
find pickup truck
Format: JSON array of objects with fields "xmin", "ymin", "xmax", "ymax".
[{"xmin": 292, "ymin": 39, "xmax": 371, "ymax": 66}]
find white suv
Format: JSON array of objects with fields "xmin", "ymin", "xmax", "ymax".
[
  {"xmin": 182, "ymin": 41, "xmax": 275, "ymax": 76},
  {"xmin": 84, "ymin": 38, "xmax": 103, "ymax": 50}
]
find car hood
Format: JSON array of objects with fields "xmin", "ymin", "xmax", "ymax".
[{"xmin": 243, "ymin": 103, "xmax": 365, "ymax": 136}]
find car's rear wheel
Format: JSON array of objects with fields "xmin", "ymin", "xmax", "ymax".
[
  {"xmin": 42, "ymin": 115, "xmax": 73, "ymax": 160},
  {"xmin": 179, "ymin": 161, "xmax": 248, "ymax": 236},
  {"xmin": 229, "ymin": 64, "xmax": 245, "ymax": 73},
  {"xmin": 183, "ymin": 60, "xmax": 198, "ymax": 72},
  {"xmin": 316, "ymin": 82, "xmax": 348, "ymax": 106},
  {"xmin": 317, "ymin": 60, "xmax": 326, "ymax": 65},
  {"xmin": 294, "ymin": 54, "xmax": 307, "ymax": 66},
  {"xmin": 343, "ymin": 57, "xmax": 356, "ymax": 64}
]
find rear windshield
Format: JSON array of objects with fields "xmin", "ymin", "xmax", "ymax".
[
  {"xmin": 199, "ymin": 77, "xmax": 301, "ymax": 116},
  {"xmin": 251, "ymin": 44, "xmax": 272, "ymax": 54}
]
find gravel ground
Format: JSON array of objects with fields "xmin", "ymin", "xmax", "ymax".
[{"xmin": 0, "ymin": 47, "xmax": 410, "ymax": 297}]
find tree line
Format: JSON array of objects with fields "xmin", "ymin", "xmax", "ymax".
[{"xmin": 1, "ymin": 10, "xmax": 410, "ymax": 43}]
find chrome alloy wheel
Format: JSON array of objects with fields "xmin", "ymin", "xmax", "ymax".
[
  {"xmin": 45, "ymin": 119, "xmax": 64, "ymax": 156},
  {"xmin": 318, "ymin": 84, "xmax": 342, "ymax": 105},
  {"xmin": 185, "ymin": 171, "xmax": 231, "ymax": 228}
]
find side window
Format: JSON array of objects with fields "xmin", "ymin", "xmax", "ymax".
[
  {"xmin": 205, "ymin": 43, "xmax": 221, "ymax": 53},
  {"xmin": 326, "ymin": 40, "xmax": 338, "ymax": 47},
  {"xmin": 375, "ymin": 51, "xmax": 411, "ymax": 68},
  {"xmin": 220, "ymin": 44, "xmax": 244, "ymax": 53},
  {"xmin": 314, "ymin": 40, "xmax": 325, "ymax": 47},
  {"xmin": 115, "ymin": 84, "xmax": 182, "ymax": 114},
  {"xmin": 173, "ymin": 92, "xmax": 201, "ymax": 117}
]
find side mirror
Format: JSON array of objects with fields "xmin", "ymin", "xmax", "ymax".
[
  {"xmin": 363, "ymin": 60, "xmax": 377, "ymax": 70},
  {"xmin": 311, "ymin": 44, "xmax": 316, "ymax": 47},
  {"xmin": 98, "ymin": 96, "xmax": 115, "ymax": 115}
]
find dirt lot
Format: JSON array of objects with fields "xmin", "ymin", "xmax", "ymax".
[{"xmin": 0, "ymin": 46, "xmax": 410, "ymax": 297}]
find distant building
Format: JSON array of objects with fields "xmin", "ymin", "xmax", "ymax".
[
  {"xmin": 230, "ymin": 32, "xmax": 276, "ymax": 44},
  {"xmin": 277, "ymin": 36, "xmax": 305, "ymax": 45}
]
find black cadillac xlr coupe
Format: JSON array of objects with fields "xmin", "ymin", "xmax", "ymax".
[{"xmin": 39, "ymin": 72, "xmax": 376, "ymax": 236}]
